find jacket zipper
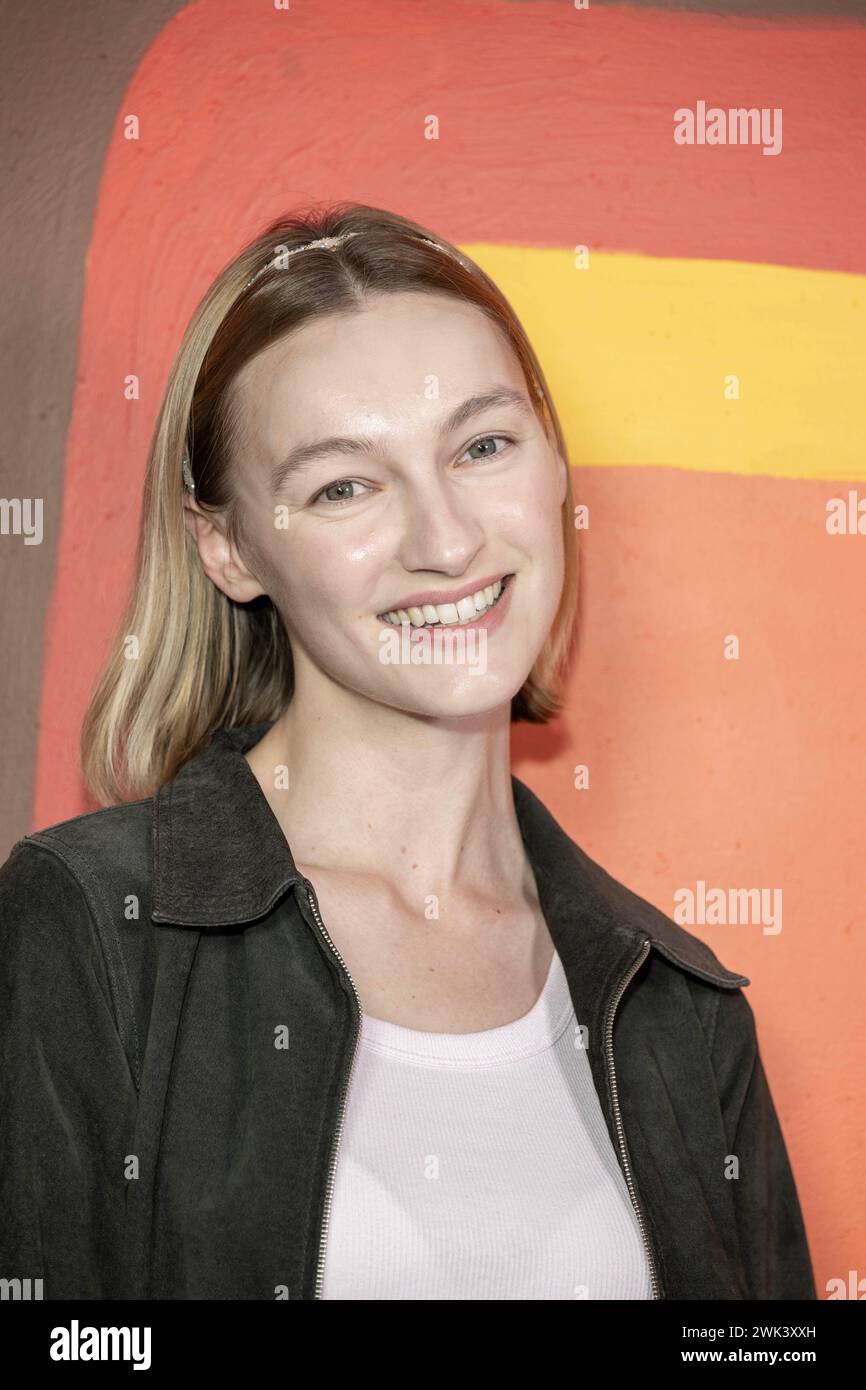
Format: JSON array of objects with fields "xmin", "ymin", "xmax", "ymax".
[
  {"xmin": 605, "ymin": 936, "xmax": 662, "ymax": 1300},
  {"xmin": 301, "ymin": 879, "xmax": 363, "ymax": 1301}
]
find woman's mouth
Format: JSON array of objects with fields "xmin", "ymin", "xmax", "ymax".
[{"xmin": 377, "ymin": 574, "xmax": 514, "ymax": 629}]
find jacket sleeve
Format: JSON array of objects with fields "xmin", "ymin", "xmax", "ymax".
[
  {"xmin": 0, "ymin": 839, "xmax": 139, "ymax": 1298},
  {"xmin": 710, "ymin": 985, "xmax": 817, "ymax": 1300}
]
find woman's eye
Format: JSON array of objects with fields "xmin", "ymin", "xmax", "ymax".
[
  {"xmin": 311, "ymin": 436, "xmax": 514, "ymax": 506},
  {"xmin": 312, "ymin": 479, "xmax": 369, "ymax": 507},
  {"xmin": 459, "ymin": 434, "xmax": 514, "ymax": 464}
]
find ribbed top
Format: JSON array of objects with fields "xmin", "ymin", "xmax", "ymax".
[{"xmin": 320, "ymin": 948, "xmax": 655, "ymax": 1301}]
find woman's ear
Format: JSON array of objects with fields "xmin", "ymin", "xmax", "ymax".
[{"xmin": 182, "ymin": 494, "xmax": 266, "ymax": 603}]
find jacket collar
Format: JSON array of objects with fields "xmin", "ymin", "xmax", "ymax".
[{"xmin": 152, "ymin": 721, "xmax": 748, "ymax": 991}]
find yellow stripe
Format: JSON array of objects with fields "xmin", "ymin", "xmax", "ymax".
[{"xmin": 465, "ymin": 246, "xmax": 865, "ymax": 481}]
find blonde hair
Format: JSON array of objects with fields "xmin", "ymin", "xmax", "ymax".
[{"xmin": 81, "ymin": 202, "xmax": 580, "ymax": 804}]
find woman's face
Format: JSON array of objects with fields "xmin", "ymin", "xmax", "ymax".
[{"xmin": 222, "ymin": 290, "xmax": 567, "ymax": 720}]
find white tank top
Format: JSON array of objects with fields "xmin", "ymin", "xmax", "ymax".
[{"xmin": 320, "ymin": 948, "xmax": 654, "ymax": 1299}]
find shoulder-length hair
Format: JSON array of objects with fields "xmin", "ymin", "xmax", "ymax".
[{"xmin": 81, "ymin": 202, "xmax": 579, "ymax": 805}]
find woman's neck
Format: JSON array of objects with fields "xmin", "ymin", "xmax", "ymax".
[{"xmin": 243, "ymin": 688, "xmax": 530, "ymax": 903}]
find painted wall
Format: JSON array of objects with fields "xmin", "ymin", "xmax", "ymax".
[{"xmin": 2, "ymin": 0, "xmax": 864, "ymax": 1301}]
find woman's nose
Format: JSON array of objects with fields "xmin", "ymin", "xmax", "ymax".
[{"xmin": 393, "ymin": 476, "xmax": 486, "ymax": 574}]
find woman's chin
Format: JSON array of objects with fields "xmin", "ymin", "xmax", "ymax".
[{"xmin": 373, "ymin": 664, "xmax": 534, "ymax": 720}]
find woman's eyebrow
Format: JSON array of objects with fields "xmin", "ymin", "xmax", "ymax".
[{"xmin": 269, "ymin": 385, "xmax": 534, "ymax": 494}]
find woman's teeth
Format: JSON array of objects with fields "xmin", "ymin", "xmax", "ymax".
[{"xmin": 381, "ymin": 577, "xmax": 507, "ymax": 627}]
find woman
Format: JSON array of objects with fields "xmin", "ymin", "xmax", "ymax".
[{"xmin": 0, "ymin": 204, "xmax": 815, "ymax": 1301}]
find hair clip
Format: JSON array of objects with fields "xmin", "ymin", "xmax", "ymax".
[
  {"xmin": 243, "ymin": 232, "xmax": 362, "ymax": 290},
  {"xmin": 182, "ymin": 451, "xmax": 195, "ymax": 492},
  {"xmin": 415, "ymin": 235, "xmax": 467, "ymax": 267},
  {"xmin": 242, "ymin": 230, "xmax": 470, "ymax": 292}
]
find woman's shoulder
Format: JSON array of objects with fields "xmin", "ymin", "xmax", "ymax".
[
  {"xmin": 0, "ymin": 800, "xmax": 154, "ymax": 1098},
  {"xmin": 511, "ymin": 774, "xmax": 751, "ymax": 992},
  {"xmin": 2, "ymin": 795, "xmax": 154, "ymax": 878},
  {"xmin": 0, "ymin": 796, "xmax": 155, "ymax": 919}
]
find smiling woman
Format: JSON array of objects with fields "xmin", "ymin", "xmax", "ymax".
[
  {"xmin": 80, "ymin": 205, "xmax": 578, "ymax": 802},
  {"xmin": 0, "ymin": 202, "xmax": 815, "ymax": 1302}
]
